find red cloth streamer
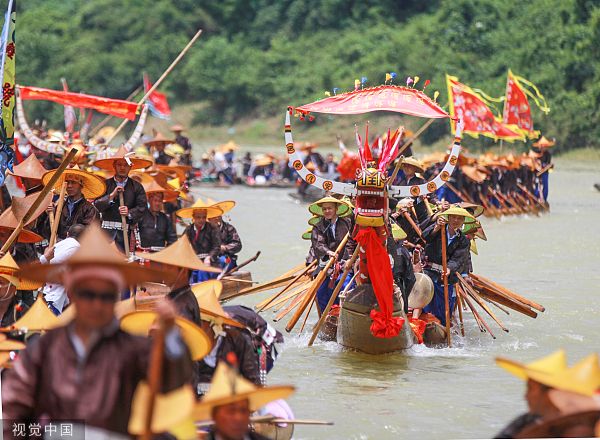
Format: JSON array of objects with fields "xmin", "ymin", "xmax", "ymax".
[
  {"xmin": 296, "ymin": 85, "xmax": 450, "ymax": 119},
  {"xmin": 19, "ymin": 86, "xmax": 138, "ymax": 120},
  {"xmin": 408, "ymin": 317, "xmax": 427, "ymax": 344},
  {"xmin": 354, "ymin": 227, "xmax": 403, "ymax": 338}
]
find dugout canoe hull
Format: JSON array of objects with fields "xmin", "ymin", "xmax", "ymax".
[
  {"xmin": 220, "ymin": 270, "xmax": 253, "ymax": 302},
  {"xmin": 337, "ymin": 284, "xmax": 415, "ymax": 354}
]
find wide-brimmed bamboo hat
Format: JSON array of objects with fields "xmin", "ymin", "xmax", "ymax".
[
  {"xmin": 408, "ymin": 272, "xmax": 434, "ymax": 309},
  {"xmin": 496, "ymin": 349, "xmax": 568, "ymax": 381},
  {"xmin": 170, "ymin": 124, "xmax": 186, "ymax": 132},
  {"xmin": 16, "ymin": 223, "xmax": 175, "ymax": 286},
  {"xmin": 401, "ymin": 157, "xmax": 425, "ymax": 173},
  {"xmin": 144, "ymin": 132, "xmax": 175, "ymax": 148},
  {"xmin": 120, "ymin": 311, "xmax": 212, "ymax": 361},
  {"xmin": 308, "ymin": 196, "xmax": 351, "ymax": 217},
  {"xmin": 532, "ymin": 136, "xmax": 555, "ymax": 148},
  {"xmin": 391, "ymin": 222, "xmax": 407, "ymax": 240},
  {"xmin": 143, "ymin": 179, "xmax": 179, "ymax": 203},
  {"xmin": 0, "ymin": 192, "xmax": 50, "ymax": 243},
  {"xmin": 137, "ymin": 235, "xmax": 221, "ymax": 273},
  {"xmin": 440, "ymin": 206, "xmax": 476, "ymax": 222},
  {"xmin": 176, "ymin": 199, "xmax": 224, "ymax": 219},
  {"xmin": 93, "ymin": 145, "xmax": 153, "ymax": 171},
  {"xmin": 1, "ymin": 295, "xmax": 62, "ymax": 332},
  {"xmin": 190, "ymin": 281, "xmax": 244, "ymax": 328},
  {"xmin": 219, "ymin": 140, "xmax": 239, "ymax": 152},
  {"xmin": 42, "ymin": 166, "xmax": 107, "ymax": 199},
  {"xmin": 526, "ymin": 353, "xmax": 600, "ymax": 397},
  {"xmin": 0, "ymin": 253, "xmax": 43, "ymax": 290},
  {"xmin": 456, "ymin": 202, "xmax": 485, "ymax": 218},
  {"xmin": 7, "ymin": 154, "xmax": 47, "ymax": 181},
  {"xmin": 193, "ymin": 362, "xmax": 295, "ymax": 421}
]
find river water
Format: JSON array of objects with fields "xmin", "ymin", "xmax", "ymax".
[{"xmin": 194, "ymin": 158, "xmax": 600, "ymax": 439}]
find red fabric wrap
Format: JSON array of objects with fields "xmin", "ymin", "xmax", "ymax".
[
  {"xmin": 408, "ymin": 317, "xmax": 427, "ymax": 344},
  {"xmin": 354, "ymin": 227, "xmax": 403, "ymax": 338},
  {"xmin": 19, "ymin": 86, "xmax": 138, "ymax": 120}
]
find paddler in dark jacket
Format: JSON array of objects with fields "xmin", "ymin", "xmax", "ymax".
[
  {"xmin": 206, "ymin": 199, "xmax": 242, "ymax": 272},
  {"xmin": 138, "ymin": 180, "xmax": 178, "ymax": 249},
  {"xmin": 422, "ymin": 206, "xmax": 473, "ymax": 325},
  {"xmin": 3, "ymin": 224, "xmax": 194, "ymax": 439},
  {"xmin": 309, "ymin": 196, "xmax": 354, "ymax": 313},
  {"xmin": 93, "ymin": 146, "xmax": 152, "ymax": 252},
  {"xmin": 396, "ymin": 157, "xmax": 438, "ymax": 223}
]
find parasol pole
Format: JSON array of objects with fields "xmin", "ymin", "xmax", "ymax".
[
  {"xmin": 440, "ymin": 222, "xmax": 451, "ymax": 347},
  {"xmin": 1, "ymin": 148, "xmax": 79, "ymax": 254},
  {"xmin": 106, "ymin": 29, "xmax": 203, "ymax": 145},
  {"xmin": 48, "ymin": 182, "xmax": 67, "ymax": 247},
  {"xmin": 388, "ymin": 118, "xmax": 435, "ymax": 183}
]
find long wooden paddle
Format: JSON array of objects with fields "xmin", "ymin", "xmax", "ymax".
[
  {"xmin": 257, "ymin": 260, "xmax": 317, "ymax": 312},
  {"xmin": 118, "ymin": 191, "xmax": 130, "ymax": 257},
  {"xmin": 440, "ymin": 223, "xmax": 451, "ymax": 347},
  {"xmin": 49, "ymin": 182, "xmax": 66, "ymax": 247},
  {"xmin": 221, "ymin": 251, "xmax": 261, "ymax": 279},
  {"xmin": 308, "ymin": 246, "xmax": 359, "ymax": 346},
  {"xmin": 141, "ymin": 319, "xmax": 166, "ymax": 440}
]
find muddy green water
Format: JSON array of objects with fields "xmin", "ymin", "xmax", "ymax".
[{"xmin": 194, "ymin": 159, "xmax": 600, "ymax": 439}]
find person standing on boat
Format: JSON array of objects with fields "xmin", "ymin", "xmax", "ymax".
[
  {"xmin": 531, "ymin": 136, "xmax": 554, "ymax": 202},
  {"xmin": 309, "ymin": 197, "xmax": 354, "ymax": 313},
  {"xmin": 209, "ymin": 213, "xmax": 242, "ymax": 273},
  {"xmin": 177, "ymin": 201, "xmax": 222, "ymax": 282},
  {"xmin": 422, "ymin": 206, "xmax": 473, "ymax": 326},
  {"xmin": 171, "ymin": 124, "xmax": 192, "ymax": 166},
  {"xmin": 396, "ymin": 158, "xmax": 439, "ymax": 222},
  {"xmin": 138, "ymin": 181, "xmax": 179, "ymax": 250},
  {"xmin": 93, "ymin": 146, "xmax": 152, "ymax": 253}
]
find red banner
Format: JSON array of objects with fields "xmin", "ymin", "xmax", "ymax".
[
  {"xmin": 446, "ymin": 75, "xmax": 524, "ymax": 142},
  {"xmin": 19, "ymin": 86, "xmax": 138, "ymax": 120},
  {"xmin": 502, "ymin": 70, "xmax": 537, "ymax": 138},
  {"xmin": 296, "ymin": 85, "xmax": 450, "ymax": 119},
  {"xmin": 143, "ymin": 73, "xmax": 171, "ymax": 120}
]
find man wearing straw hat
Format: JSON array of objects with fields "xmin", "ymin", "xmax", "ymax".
[
  {"xmin": 206, "ymin": 199, "xmax": 242, "ymax": 272},
  {"xmin": 93, "ymin": 146, "xmax": 152, "ymax": 252},
  {"xmin": 40, "ymin": 167, "xmax": 104, "ymax": 241},
  {"xmin": 3, "ymin": 224, "xmax": 195, "ymax": 439},
  {"xmin": 195, "ymin": 361, "xmax": 294, "ymax": 440},
  {"xmin": 170, "ymin": 124, "xmax": 192, "ymax": 166},
  {"xmin": 138, "ymin": 180, "xmax": 178, "ymax": 250}
]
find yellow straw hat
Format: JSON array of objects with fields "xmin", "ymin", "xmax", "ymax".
[
  {"xmin": 193, "ymin": 362, "xmax": 295, "ymax": 421},
  {"xmin": 143, "ymin": 132, "xmax": 175, "ymax": 147},
  {"xmin": 120, "ymin": 311, "xmax": 212, "ymax": 361},
  {"xmin": 142, "ymin": 179, "xmax": 179, "ymax": 203},
  {"xmin": 440, "ymin": 206, "xmax": 476, "ymax": 222},
  {"xmin": 93, "ymin": 145, "xmax": 153, "ymax": 171},
  {"xmin": 526, "ymin": 353, "xmax": 600, "ymax": 397},
  {"xmin": 456, "ymin": 202, "xmax": 485, "ymax": 218},
  {"xmin": 129, "ymin": 383, "xmax": 196, "ymax": 435},
  {"xmin": 1, "ymin": 295, "xmax": 62, "ymax": 332},
  {"xmin": 16, "ymin": 223, "xmax": 175, "ymax": 286},
  {"xmin": 176, "ymin": 199, "xmax": 224, "ymax": 220},
  {"xmin": 204, "ymin": 197, "xmax": 236, "ymax": 218},
  {"xmin": 42, "ymin": 166, "xmax": 107, "ymax": 199},
  {"xmin": 191, "ymin": 279, "xmax": 223, "ymax": 299},
  {"xmin": 532, "ymin": 136, "xmax": 555, "ymax": 148},
  {"xmin": 496, "ymin": 349, "xmax": 568, "ymax": 381},
  {"xmin": 137, "ymin": 235, "xmax": 221, "ymax": 273},
  {"xmin": 308, "ymin": 196, "xmax": 351, "ymax": 217},
  {"xmin": 391, "ymin": 222, "xmax": 407, "ymax": 240},
  {"xmin": 401, "ymin": 157, "xmax": 425, "ymax": 173},
  {"xmin": 191, "ymin": 282, "xmax": 245, "ymax": 328},
  {"xmin": 0, "ymin": 253, "xmax": 43, "ymax": 290}
]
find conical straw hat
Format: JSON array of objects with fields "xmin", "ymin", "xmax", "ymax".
[
  {"xmin": 120, "ymin": 311, "xmax": 212, "ymax": 361},
  {"xmin": 496, "ymin": 349, "xmax": 568, "ymax": 381},
  {"xmin": 0, "ymin": 253, "xmax": 43, "ymax": 290},
  {"xmin": 526, "ymin": 353, "xmax": 600, "ymax": 397},
  {"xmin": 42, "ymin": 166, "xmax": 107, "ymax": 199},
  {"xmin": 203, "ymin": 197, "xmax": 236, "ymax": 217},
  {"xmin": 190, "ymin": 282, "xmax": 244, "ymax": 328},
  {"xmin": 176, "ymin": 199, "xmax": 224, "ymax": 220},
  {"xmin": 128, "ymin": 383, "xmax": 196, "ymax": 435},
  {"xmin": 2, "ymin": 295, "xmax": 62, "ymax": 332},
  {"xmin": 0, "ymin": 193, "xmax": 50, "ymax": 243},
  {"xmin": 308, "ymin": 196, "xmax": 350, "ymax": 217},
  {"xmin": 440, "ymin": 206, "xmax": 476, "ymax": 222},
  {"xmin": 7, "ymin": 154, "xmax": 47, "ymax": 180},
  {"xmin": 401, "ymin": 157, "xmax": 425, "ymax": 173},
  {"xmin": 137, "ymin": 235, "xmax": 221, "ymax": 273},
  {"xmin": 143, "ymin": 132, "xmax": 174, "ymax": 147},
  {"xmin": 142, "ymin": 179, "xmax": 179, "ymax": 203},
  {"xmin": 532, "ymin": 136, "xmax": 555, "ymax": 148},
  {"xmin": 170, "ymin": 124, "xmax": 185, "ymax": 132},
  {"xmin": 93, "ymin": 145, "xmax": 153, "ymax": 171},
  {"xmin": 193, "ymin": 362, "xmax": 295, "ymax": 421},
  {"xmin": 16, "ymin": 223, "xmax": 175, "ymax": 285},
  {"xmin": 456, "ymin": 202, "xmax": 485, "ymax": 218}
]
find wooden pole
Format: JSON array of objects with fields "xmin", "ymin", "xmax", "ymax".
[
  {"xmin": 0, "ymin": 148, "xmax": 79, "ymax": 254},
  {"xmin": 455, "ymin": 283, "xmax": 465, "ymax": 337},
  {"xmin": 457, "ymin": 274, "xmax": 508, "ymax": 333},
  {"xmin": 285, "ymin": 233, "xmax": 349, "ymax": 332},
  {"xmin": 257, "ymin": 260, "xmax": 317, "ymax": 312},
  {"xmin": 308, "ymin": 246, "xmax": 359, "ymax": 346},
  {"xmin": 440, "ymin": 223, "xmax": 451, "ymax": 347},
  {"xmin": 222, "ymin": 251, "xmax": 260, "ymax": 278},
  {"xmin": 470, "ymin": 273, "xmax": 544, "ymax": 312},
  {"xmin": 401, "ymin": 210, "xmax": 424, "ymax": 242},
  {"xmin": 105, "ymin": 29, "xmax": 203, "ymax": 145},
  {"xmin": 119, "ymin": 191, "xmax": 130, "ymax": 258},
  {"xmin": 389, "ymin": 118, "xmax": 435, "ymax": 184},
  {"xmin": 48, "ymin": 182, "xmax": 66, "ymax": 247},
  {"xmin": 141, "ymin": 321, "xmax": 166, "ymax": 440}
]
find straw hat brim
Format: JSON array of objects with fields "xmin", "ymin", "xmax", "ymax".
[
  {"xmin": 440, "ymin": 207, "xmax": 476, "ymax": 222},
  {"xmin": 495, "ymin": 358, "xmax": 531, "ymax": 380},
  {"xmin": 94, "ymin": 157, "xmax": 153, "ymax": 171},
  {"xmin": 190, "ymin": 283, "xmax": 245, "ymax": 328},
  {"xmin": 120, "ymin": 311, "xmax": 212, "ymax": 361},
  {"xmin": 210, "ymin": 201, "xmax": 235, "ymax": 217},
  {"xmin": 129, "ymin": 383, "xmax": 195, "ymax": 435},
  {"xmin": 0, "ymin": 227, "xmax": 43, "ymax": 243},
  {"xmin": 42, "ymin": 169, "xmax": 107, "ymax": 200},
  {"xmin": 146, "ymin": 188, "xmax": 180, "ymax": 203},
  {"xmin": 190, "ymin": 279, "xmax": 223, "ymax": 299},
  {"xmin": 16, "ymin": 261, "xmax": 176, "ymax": 287},
  {"xmin": 193, "ymin": 385, "xmax": 295, "ymax": 421},
  {"xmin": 526, "ymin": 368, "xmax": 599, "ymax": 397},
  {"xmin": 302, "ymin": 229, "xmax": 312, "ymax": 240},
  {"xmin": 457, "ymin": 202, "xmax": 485, "ymax": 218},
  {"xmin": 139, "ymin": 253, "xmax": 222, "ymax": 274},
  {"xmin": 176, "ymin": 206, "xmax": 224, "ymax": 219},
  {"xmin": 308, "ymin": 197, "xmax": 350, "ymax": 217},
  {"xmin": 401, "ymin": 158, "xmax": 425, "ymax": 173},
  {"xmin": 308, "ymin": 216, "xmax": 321, "ymax": 227}
]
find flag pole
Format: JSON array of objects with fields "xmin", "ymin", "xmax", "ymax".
[{"xmin": 105, "ymin": 29, "xmax": 203, "ymax": 146}]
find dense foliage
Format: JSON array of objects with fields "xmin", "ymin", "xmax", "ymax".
[{"xmin": 18, "ymin": 0, "xmax": 600, "ymax": 150}]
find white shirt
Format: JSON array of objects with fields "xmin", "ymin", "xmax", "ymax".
[{"xmin": 41, "ymin": 237, "xmax": 80, "ymax": 312}]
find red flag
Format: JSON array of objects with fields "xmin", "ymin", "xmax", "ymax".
[
  {"xmin": 446, "ymin": 75, "xmax": 524, "ymax": 142},
  {"xmin": 20, "ymin": 86, "xmax": 138, "ymax": 120},
  {"xmin": 61, "ymin": 79, "xmax": 77, "ymax": 134},
  {"xmin": 143, "ymin": 73, "xmax": 171, "ymax": 119},
  {"xmin": 502, "ymin": 70, "xmax": 546, "ymax": 138}
]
